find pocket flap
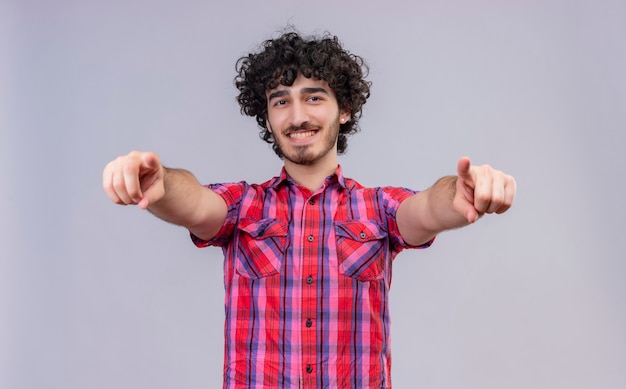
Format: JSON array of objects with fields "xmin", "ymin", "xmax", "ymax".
[
  {"xmin": 335, "ymin": 220, "xmax": 385, "ymax": 242},
  {"xmin": 238, "ymin": 218, "xmax": 288, "ymax": 238}
]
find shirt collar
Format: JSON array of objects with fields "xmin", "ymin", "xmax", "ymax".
[{"xmin": 270, "ymin": 165, "xmax": 347, "ymax": 190}]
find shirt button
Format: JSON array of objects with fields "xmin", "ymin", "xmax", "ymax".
[
  {"xmin": 308, "ymin": 199, "xmax": 315, "ymax": 205},
  {"xmin": 306, "ymin": 318, "xmax": 313, "ymax": 328},
  {"xmin": 306, "ymin": 365, "xmax": 313, "ymax": 373},
  {"xmin": 307, "ymin": 235, "xmax": 314, "ymax": 242},
  {"xmin": 360, "ymin": 232, "xmax": 367, "ymax": 239},
  {"xmin": 306, "ymin": 276, "xmax": 313, "ymax": 284}
]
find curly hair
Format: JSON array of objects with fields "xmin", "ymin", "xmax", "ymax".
[{"xmin": 235, "ymin": 30, "xmax": 371, "ymax": 157}]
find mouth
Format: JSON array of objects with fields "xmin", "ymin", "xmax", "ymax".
[{"xmin": 287, "ymin": 130, "xmax": 318, "ymax": 140}]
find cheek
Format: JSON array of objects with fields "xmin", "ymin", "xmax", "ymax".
[{"xmin": 266, "ymin": 111, "xmax": 283, "ymax": 130}]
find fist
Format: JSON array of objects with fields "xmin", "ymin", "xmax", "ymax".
[
  {"xmin": 102, "ymin": 151, "xmax": 165, "ymax": 209},
  {"xmin": 454, "ymin": 157, "xmax": 516, "ymax": 223}
]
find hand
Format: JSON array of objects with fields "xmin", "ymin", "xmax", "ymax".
[
  {"xmin": 453, "ymin": 156, "xmax": 516, "ymax": 223},
  {"xmin": 102, "ymin": 151, "xmax": 165, "ymax": 209}
]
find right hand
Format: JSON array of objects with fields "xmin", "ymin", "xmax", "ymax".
[{"xmin": 102, "ymin": 151, "xmax": 165, "ymax": 209}]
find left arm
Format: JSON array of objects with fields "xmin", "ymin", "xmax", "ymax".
[{"xmin": 396, "ymin": 157, "xmax": 516, "ymax": 246}]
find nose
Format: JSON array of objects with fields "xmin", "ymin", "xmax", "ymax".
[{"xmin": 288, "ymin": 100, "xmax": 309, "ymax": 127}]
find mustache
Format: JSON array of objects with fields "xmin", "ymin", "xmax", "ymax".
[{"xmin": 285, "ymin": 122, "xmax": 321, "ymax": 134}]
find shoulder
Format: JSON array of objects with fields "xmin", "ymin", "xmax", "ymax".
[
  {"xmin": 343, "ymin": 177, "xmax": 417, "ymax": 200},
  {"xmin": 209, "ymin": 174, "xmax": 288, "ymax": 204}
]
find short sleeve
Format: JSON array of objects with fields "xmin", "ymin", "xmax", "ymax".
[
  {"xmin": 190, "ymin": 181, "xmax": 248, "ymax": 248},
  {"xmin": 381, "ymin": 187, "xmax": 435, "ymax": 257}
]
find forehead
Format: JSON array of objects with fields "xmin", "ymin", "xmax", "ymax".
[{"xmin": 266, "ymin": 74, "xmax": 333, "ymax": 96}]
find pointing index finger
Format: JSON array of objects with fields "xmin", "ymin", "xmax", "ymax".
[
  {"xmin": 141, "ymin": 152, "xmax": 161, "ymax": 172},
  {"xmin": 456, "ymin": 156, "xmax": 472, "ymax": 180}
]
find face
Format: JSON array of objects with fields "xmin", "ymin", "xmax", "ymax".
[{"xmin": 266, "ymin": 74, "xmax": 349, "ymax": 167}]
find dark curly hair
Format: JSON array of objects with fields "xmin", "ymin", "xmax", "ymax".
[{"xmin": 235, "ymin": 30, "xmax": 371, "ymax": 157}]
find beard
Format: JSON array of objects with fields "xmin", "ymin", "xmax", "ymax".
[{"xmin": 272, "ymin": 118, "xmax": 340, "ymax": 166}]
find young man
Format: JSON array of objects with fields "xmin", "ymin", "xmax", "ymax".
[{"xmin": 103, "ymin": 31, "xmax": 516, "ymax": 388}]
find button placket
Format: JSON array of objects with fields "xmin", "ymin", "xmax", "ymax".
[{"xmin": 301, "ymin": 190, "xmax": 322, "ymax": 384}]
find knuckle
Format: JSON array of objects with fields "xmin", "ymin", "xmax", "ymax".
[
  {"xmin": 506, "ymin": 175, "xmax": 516, "ymax": 187},
  {"xmin": 479, "ymin": 164, "xmax": 493, "ymax": 174},
  {"xmin": 112, "ymin": 175, "xmax": 125, "ymax": 190},
  {"xmin": 476, "ymin": 192, "xmax": 491, "ymax": 203},
  {"xmin": 122, "ymin": 163, "xmax": 137, "ymax": 175}
]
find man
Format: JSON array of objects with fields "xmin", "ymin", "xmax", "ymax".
[{"xmin": 103, "ymin": 31, "xmax": 515, "ymax": 388}]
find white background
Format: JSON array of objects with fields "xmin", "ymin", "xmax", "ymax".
[{"xmin": 2, "ymin": 0, "xmax": 625, "ymax": 388}]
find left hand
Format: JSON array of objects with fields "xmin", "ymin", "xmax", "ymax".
[{"xmin": 454, "ymin": 157, "xmax": 516, "ymax": 223}]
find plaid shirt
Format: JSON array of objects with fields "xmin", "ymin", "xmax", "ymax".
[{"xmin": 192, "ymin": 166, "xmax": 431, "ymax": 388}]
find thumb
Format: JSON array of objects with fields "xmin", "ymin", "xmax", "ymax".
[
  {"xmin": 453, "ymin": 194, "xmax": 480, "ymax": 224},
  {"xmin": 136, "ymin": 153, "xmax": 164, "ymax": 209},
  {"xmin": 137, "ymin": 180, "xmax": 165, "ymax": 210},
  {"xmin": 463, "ymin": 206, "xmax": 480, "ymax": 224}
]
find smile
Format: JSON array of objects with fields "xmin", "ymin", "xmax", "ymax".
[{"xmin": 287, "ymin": 130, "xmax": 317, "ymax": 140}]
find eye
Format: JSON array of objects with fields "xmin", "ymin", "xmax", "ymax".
[
  {"xmin": 307, "ymin": 95, "xmax": 323, "ymax": 102},
  {"xmin": 273, "ymin": 99, "xmax": 288, "ymax": 107}
]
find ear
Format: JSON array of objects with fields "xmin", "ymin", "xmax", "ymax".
[
  {"xmin": 266, "ymin": 118, "xmax": 273, "ymax": 133},
  {"xmin": 339, "ymin": 105, "xmax": 351, "ymax": 124}
]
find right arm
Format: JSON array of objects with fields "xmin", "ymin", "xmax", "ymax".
[{"xmin": 102, "ymin": 151, "xmax": 227, "ymax": 241}]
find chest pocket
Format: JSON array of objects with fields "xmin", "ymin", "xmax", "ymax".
[
  {"xmin": 335, "ymin": 220, "xmax": 388, "ymax": 282},
  {"xmin": 235, "ymin": 218, "xmax": 288, "ymax": 279}
]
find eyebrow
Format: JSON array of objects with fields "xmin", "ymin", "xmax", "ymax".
[
  {"xmin": 301, "ymin": 87, "xmax": 330, "ymax": 96},
  {"xmin": 267, "ymin": 87, "xmax": 330, "ymax": 101},
  {"xmin": 268, "ymin": 90, "xmax": 288, "ymax": 101}
]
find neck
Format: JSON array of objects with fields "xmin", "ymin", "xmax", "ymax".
[{"xmin": 284, "ymin": 157, "xmax": 338, "ymax": 191}]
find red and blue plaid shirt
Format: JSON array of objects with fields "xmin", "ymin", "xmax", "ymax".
[{"xmin": 192, "ymin": 166, "xmax": 431, "ymax": 388}]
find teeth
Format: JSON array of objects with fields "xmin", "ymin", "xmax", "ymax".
[{"xmin": 288, "ymin": 131, "xmax": 316, "ymax": 139}]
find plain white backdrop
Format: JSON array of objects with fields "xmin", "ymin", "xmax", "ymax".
[{"xmin": 2, "ymin": 0, "xmax": 625, "ymax": 388}]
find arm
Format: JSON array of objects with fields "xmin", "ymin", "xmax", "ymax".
[
  {"xmin": 396, "ymin": 157, "xmax": 516, "ymax": 246},
  {"xmin": 102, "ymin": 151, "xmax": 227, "ymax": 241}
]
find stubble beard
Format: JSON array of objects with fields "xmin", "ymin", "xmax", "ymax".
[{"xmin": 272, "ymin": 118, "xmax": 340, "ymax": 166}]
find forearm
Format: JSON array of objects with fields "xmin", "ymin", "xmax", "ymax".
[
  {"xmin": 148, "ymin": 168, "xmax": 226, "ymax": 239},
  {"xmin": 397, "ymin": 157, "xmax": 516, "ymax": 245},
  {"xmin": 421, "ymin": 176, "xmax": 470, "ymax": 231},
  {"xmin": 397, "ymin": 176, "xmax": 468, "ymax": 246}
]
